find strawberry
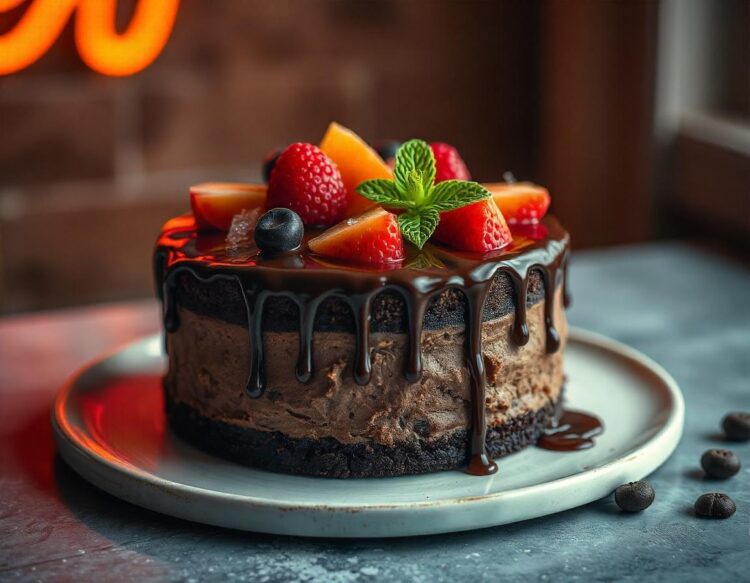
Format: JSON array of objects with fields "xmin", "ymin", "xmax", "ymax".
[
  {"xmin": 433, "ymin": 197, "xmax": 512, "ymax": 253},
  {"xmin": 308, "ymin": 207, "xmax": 405, "ymax": 264},
  {"xmin": 430, "ymin": 142, "xmax": 471, "ymax": 183},
  {"xmin": 190, "ymin": 183, "xmax": 266, "ymax": 231},
  {"xmin": 486, "ymin": 182, "xmax": 550, "ymax": 224},
  {"xmin": 267, "ymin": 143, "xmax": 347, "ymax": 226}
]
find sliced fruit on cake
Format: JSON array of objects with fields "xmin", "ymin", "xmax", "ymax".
[
  {"xmin": 308, "ymin": 207, "xmax": 405, "ymax": 264},
  {"xmin": 486, "ymin": 182, "xmax": 551, "ymax": 224},
  {"xmin": 433, "ymin": 197, "xmax": 512, "ymax": 252},
  {"xmin": 320, "ymin": 123, "xmax": 393, "ymax": 217},
  {"xmin": 190, "ymin": 183, "xmax": 266, "ymax": 231}
]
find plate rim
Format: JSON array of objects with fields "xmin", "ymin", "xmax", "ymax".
[{"xmin": 52, "ymin": 327, "xmax": 684, "ymax": 514}]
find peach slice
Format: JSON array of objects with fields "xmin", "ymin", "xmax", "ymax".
[
  {"xmin": 485, "ymin": 182, "xmax": 551, "ymax": 224},
  {"xmin": 190, "ymin": 182, "xmax": 266, "ymax": 231},
  {"xmin": 320, "ymin": 122, "xmax": 393, "ymax": 217}
]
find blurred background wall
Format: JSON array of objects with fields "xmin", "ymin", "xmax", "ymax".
[{"xmin": 0, "ymin": 0, "xmax": 748, "ymax": 314}]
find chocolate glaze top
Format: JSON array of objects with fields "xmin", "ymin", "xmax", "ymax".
[
  {"xmin": 155, "ymin": 214, "xmax": 571, "ymax": 476},
  {"xmin": 155, "ymin": 216, "xmax": 569, "ymax": 304}
]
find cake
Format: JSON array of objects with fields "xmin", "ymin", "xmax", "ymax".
[{"xmin": 155, "ymin": 123, "xmax": 571, "ymax": 478}]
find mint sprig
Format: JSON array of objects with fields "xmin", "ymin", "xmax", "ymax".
[
  {"xmin": 398, "ymin": 207, "xmax": 440, "ymax": 248},
  {"xmin": 356, "ymin": 139, "xmax": 490, "ymax": 248}
]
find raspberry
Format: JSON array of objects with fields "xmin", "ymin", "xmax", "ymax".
[
  {"xmin": 430, "ymin": 142, "xmax": 471, "ymax": 183},
  {"xmin": 267, "ymin": 143, "xmax": 347, "ymax": 226}
]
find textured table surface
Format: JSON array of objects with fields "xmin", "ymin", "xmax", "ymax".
[{"xmin": 1, "ymin": 242, "xmax": 748, "ymax": 582}]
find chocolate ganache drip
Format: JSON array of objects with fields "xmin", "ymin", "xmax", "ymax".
[{"xmin": 155, "ymin": 215, "xmax": 571, "ymax": 476}]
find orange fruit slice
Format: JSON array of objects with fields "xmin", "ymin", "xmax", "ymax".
[{"xmin": 320, "ymin": 122, "xmax": 393, "ymax": 217}]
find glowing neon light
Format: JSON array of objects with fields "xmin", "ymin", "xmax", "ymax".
[{"xmin": 0, "ymin": 0, "xmax": 181, "ymax": 76}]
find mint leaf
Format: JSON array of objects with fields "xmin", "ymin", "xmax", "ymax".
[
  {"xmin": 393, "ymin": 140, "xmax": 435, "ymax": 197},
  {"xmin": 404, "ymin": 169, "xmax": 427, "ymax": 203},
  {"xmin": 398, "ymin": 208, "xmax": 440, "ymax": 249},
  {"xmin": 357, "ymin": 179, "xmax": 415, "ymax": 209},
  {"xmin": 426, "ymin": 180, "xmax": 490, "ymax": 212},
  {"xmin": 354, "ymin": 137, "xmax": 485, "ymax": 249}
]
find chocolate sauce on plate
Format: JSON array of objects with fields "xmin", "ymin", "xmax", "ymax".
[
  {"xmin": 155, "ymin": 215, "xmax": 575, "ymax": 475},
  {"xmin": 537, "ymin": 410, "xmax": 603, "ymax": 451}
]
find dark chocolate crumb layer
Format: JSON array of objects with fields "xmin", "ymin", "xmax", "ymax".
[
  {"xmin": 165, "ymin": 392, "xmax": 560, "ymax": 478},
  {"xmin": 174, "ymin": 269, "xmax": 554, "ymax": 334}
]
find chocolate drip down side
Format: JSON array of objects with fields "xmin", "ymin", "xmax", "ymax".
[{"xmin": 155, "ymin": 216, "xmax": 571, "ymax": 476}]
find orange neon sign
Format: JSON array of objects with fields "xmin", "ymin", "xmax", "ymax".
[{"xmin": 0, "ymin": 0, "xmax": 180, "ymax": 76}]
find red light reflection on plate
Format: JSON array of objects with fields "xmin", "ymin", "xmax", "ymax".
[{"xmin": 77, "ymin": 374, "xmax": 165, "ymax": 471}]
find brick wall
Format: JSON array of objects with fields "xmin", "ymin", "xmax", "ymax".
[{"xmin": 0, "ymin": 0, "xmax": 539, "ymax": 313}]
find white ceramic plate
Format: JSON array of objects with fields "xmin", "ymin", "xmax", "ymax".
[{"xmin": 53, "ymin": 328, "xmax": 684, "ymax": 538}]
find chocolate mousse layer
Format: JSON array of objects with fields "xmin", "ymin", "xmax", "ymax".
[{"xmin": 164, "ymin": 288, "xmax": 566, "ymax": 477}]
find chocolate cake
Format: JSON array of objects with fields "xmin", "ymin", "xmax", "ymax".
[
  {"xmin": 155, "ymin": 216, "xmax": 570, "ymax": 478},
  {"xmin": 154, "ymin": 126, "xmax": 575, "ymax": 478}
]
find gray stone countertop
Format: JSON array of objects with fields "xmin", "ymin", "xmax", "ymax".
[{"xmin": 1, "ymin": 242, "xmax": 748, "ymax": 582}]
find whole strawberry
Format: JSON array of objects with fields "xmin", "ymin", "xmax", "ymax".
[
  {"xmin": 267, "ymin": 143, "xmax": 347, "ymax": 226},
  {"xmin": 430, "ymin": 142, "xmax": 471, "ymax": 183}
]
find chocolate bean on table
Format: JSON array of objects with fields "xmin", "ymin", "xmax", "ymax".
[
  {"xmin": 701, "ymin": 449, "xmax": 741, "ymax": 479},
  {"xmin": 694, "ymin": 493, "xmax": 736, "ymax": 519},
  {"xmin": 722, "ymin": 412, "xmax": 750, "ymax": 442},
  {"xmin": 614, "ymin": 480, "xmax": 655, "ymax": 512}
]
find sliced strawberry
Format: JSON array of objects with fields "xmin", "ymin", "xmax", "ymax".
[
  {"xmin": 486, "ymin": 182, "xmax": 550, "ymax": 224},
  {"xmin": 190, "ymin": 183, "xmax": 266, "ymax": 231},
  {"xmin": 308, "ymin": 207, "xmax": 405, "ymax": 264},
  {"xmin": 433, "ymin": 198, "xmax": 511, "ymax": 253}
]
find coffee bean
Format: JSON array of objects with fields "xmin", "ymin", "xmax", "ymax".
[
  {"xmin": 722, "ymin": 412, "xmax": 750, "ymax": 442},
  {"xmin": 614, "ymin": 480, "xmax": 655, "ymax": 512},
  {"xmin": 701, "ymin": 448, "xmax": 741, "ymax": 479},
  {"xmin": 694, "ymin": 493, "xmax": 736, "ymax": 519}
]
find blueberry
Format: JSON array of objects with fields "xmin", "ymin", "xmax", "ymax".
[
  {"xmin": 701, "ymin": 448, "xmax": 741, "ymax": 479},
  {"xmin": 262, "ymin": 148, "xmax": 284, "ymax": 183},
  {"xmin": 254, "ymin": 208, "xmax": 303, "ymax": 255},
  {"xmin": 694, "ymin": 493, "xmax": 736, "ymax": 519},
  {"xmin": 375, "ymin": 140, "xmax": 401, "ymax": 162},
  {"xmin": 722, "ymin": 412, "xmax": 750, "ymax": 442},
  {"xmin": 614, "ymin": 480, "xmax": 655, "ymax": 512}
]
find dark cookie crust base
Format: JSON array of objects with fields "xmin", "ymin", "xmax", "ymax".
[{"xmin": 165, "ymin": 392, "xmax": 561, "ymax": 478}]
